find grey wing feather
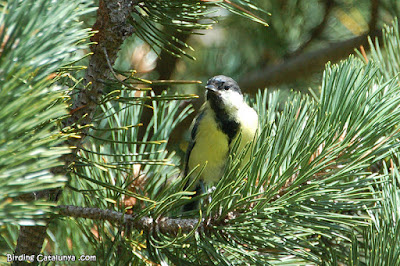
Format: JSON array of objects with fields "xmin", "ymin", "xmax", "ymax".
[
  {"xmin": 183, "ymin": 109, "xmax": 205, "ymax": 178},
  {"xmin": 183, "ymin": 110, "xmax": 206, "ymax": 211}
]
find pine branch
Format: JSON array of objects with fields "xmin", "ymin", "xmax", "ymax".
[
  {"xmin": 349, "ymin": 158, "xmax": 400, "ymax": 265},
  {"xmin": 14, "ymin": 0, "xmax": 137, "ymax": 261},
  {"xmin": 0, "ymin": 0, "xmax": 90, "ymax": 262},
  {"xmin": 58, "ymin": 205, "xmax": 202, "ymax": 235},
  {"xmin": 55, "ymin": 49, "xmax": 400, "ymax": 264},
  {"xmin": 66, "ymin": 0, "xmax": 136, "ymax": 154}
]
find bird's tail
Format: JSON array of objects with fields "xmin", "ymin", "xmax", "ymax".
[{"xmin": 182, "ymin": 181, "xmax": 203, "ymax": 212}]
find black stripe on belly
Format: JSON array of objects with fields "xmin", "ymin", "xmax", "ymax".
[{"xmin": 208, "ymin": 98, "xmax": 240, "ymax": 144}]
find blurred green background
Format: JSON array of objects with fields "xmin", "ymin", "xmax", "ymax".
[{"xmin": 115, "ymin": 0, "xmax": 397, "ymax": 89}]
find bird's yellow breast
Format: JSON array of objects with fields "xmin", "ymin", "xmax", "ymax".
[{"xmin": 188, "ymin": 107, "xmax": 229, "ymax": 183}]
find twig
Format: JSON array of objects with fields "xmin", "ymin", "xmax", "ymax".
[
  {"xmin": 103, "ymin": 47, "xmax": 148, "ymax": 91},
  {"xmin": 58, "ymin": 205, "xmax": 203, "ymax": 235}
]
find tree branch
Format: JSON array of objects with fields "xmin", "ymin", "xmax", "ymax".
[
  {"xmin": 14, "ymin": 1, "xmax": 137, "ymax": 263},
  {"xmin": 58, "ymin": 205, "xmax": 202, "ymax": 235},
  {"xmin": 239, "ymin": 29, "xmax": 383, "ymax": 93}
]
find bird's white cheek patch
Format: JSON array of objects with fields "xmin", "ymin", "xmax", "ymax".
[{"xmin": 221, "ymin": 90, "xmax": 244, "ymax": 114}]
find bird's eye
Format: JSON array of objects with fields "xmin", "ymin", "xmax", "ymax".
[{"xmin": 223, "ymin": 85, "xmax": 230, "ymax": 90}]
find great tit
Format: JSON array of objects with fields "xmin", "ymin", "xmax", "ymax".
[{"xmin": 183, "ymin": 75, "xmax": 258, "ymax": 208}]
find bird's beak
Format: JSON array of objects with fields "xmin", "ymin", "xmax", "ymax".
[
  {"xmin": 205, "ymin": 84, "xmax": 217, "ymax": 92},
  {"xmin": 205, "ymin": 84, "xmax": 220, "ymax": 100}
]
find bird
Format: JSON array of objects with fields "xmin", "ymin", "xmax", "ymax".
[{"xmin": 183, "ymin": 75, "xmax": 258, "ymax": 210}]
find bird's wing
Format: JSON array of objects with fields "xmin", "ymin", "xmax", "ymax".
[
  {"xmin": 182, "ymin": 109, "xmax": 206, "ymax": 211},
  {"xmin": 183, "ymin": 109, "xmax": 206, "ymax": 177}
]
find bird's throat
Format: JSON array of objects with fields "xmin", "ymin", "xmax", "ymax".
[{"xmin": 207, "ymin": 99, "xmax": 240, "ymax": 144}]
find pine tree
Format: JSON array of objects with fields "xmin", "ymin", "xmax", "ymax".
[{"xmin": 1, "ymin": 0, "xmax": 400, "ymax": 265}]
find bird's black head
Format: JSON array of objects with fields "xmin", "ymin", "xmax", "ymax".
[
  {"xmin": 205, "ymin": 75, "xmax": 242, "ymax": 95},
  {"xmin": 205, "ymin": 75, "xmax": 244, "ymax": 119}
]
